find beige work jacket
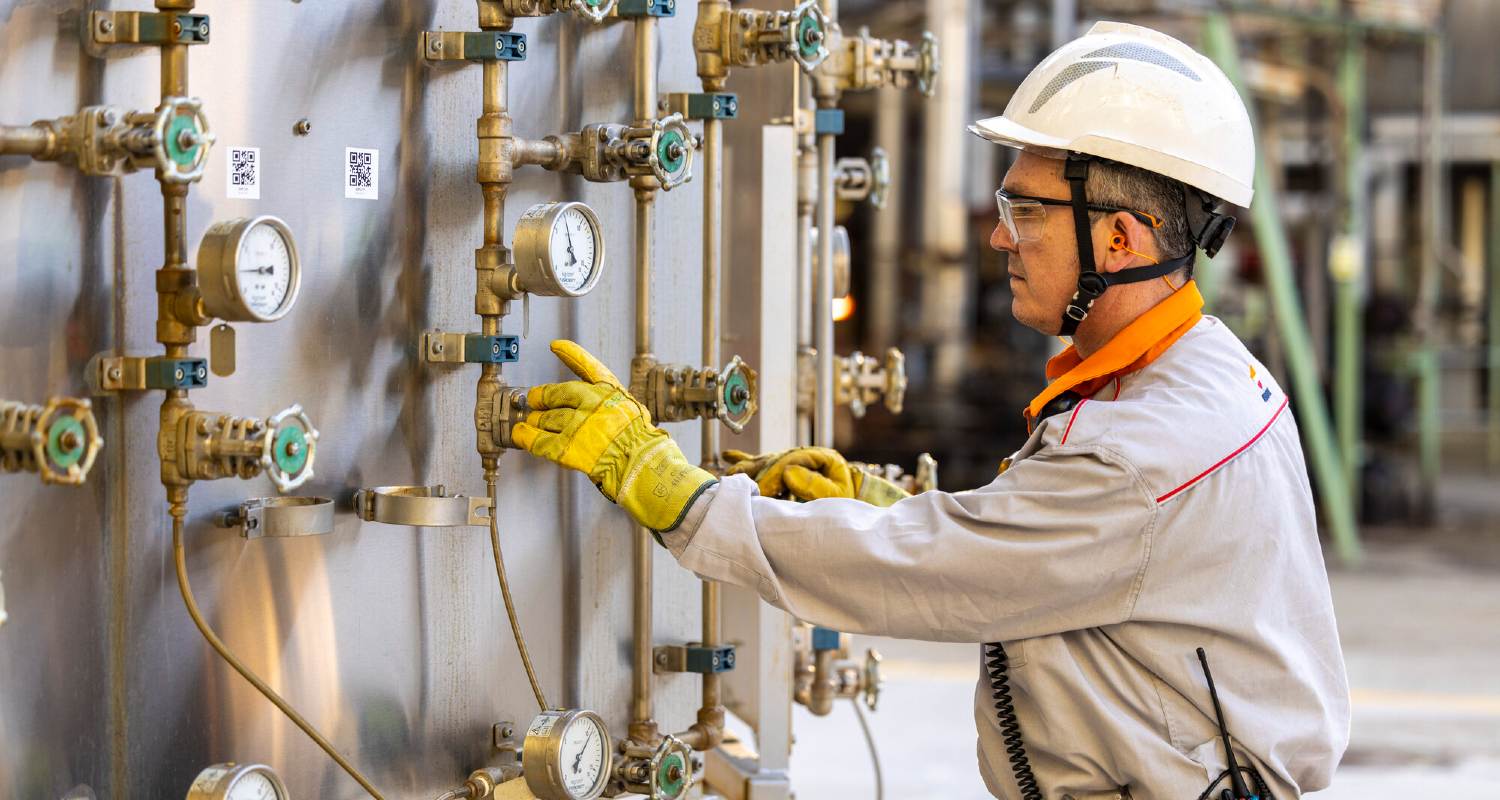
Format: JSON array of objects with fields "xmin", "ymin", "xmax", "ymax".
[{"xmin": 665, "ymin": 317, "xmax": 1350, "ymax": 799}]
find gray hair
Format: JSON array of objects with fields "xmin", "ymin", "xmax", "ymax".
[{"xmin": 1084, "ymin": 159, "xmax": 1194, "ymax": 265}]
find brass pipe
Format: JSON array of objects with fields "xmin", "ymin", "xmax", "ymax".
[
  {"xmin": 171, "ymin": 508, "xmax": 386, "ymax": 799},
  {"xmin": 630, "ymin": 526, "xmax": 658, "ymax": 743},
  {"xmin": 629, "ymin": 13, "xmax": 663, "ymax": 747},
  {"xmin": 700, "ymin": 117, "xmax": 723, "ymax": 468},
  {"xmin": 813, "ymin": 124, "xmax": 837, "ymax": 448},
  {"xmin": 0, "ymin": 124, "xmax": 53, "ymax": 157}
]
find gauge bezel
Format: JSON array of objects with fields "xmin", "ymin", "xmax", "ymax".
[
  {"xmin": 513, "ymin": 201, "xmax": 605, "ymax": 298},
  {"xmin": 185, "ymin": 762, "xmax": 288, "ymax": 800},
  {"xmin": 522, "ymin": 708, "xmax": 612, "ymax": 800},
  {"xmin": 197, "ymin": 215, "xmax": 302, "ymax": 323}
]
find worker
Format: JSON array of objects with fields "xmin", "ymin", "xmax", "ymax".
[{"xmin": 513, "ymin": 21, "xmax": 1350, "ymax": 800}]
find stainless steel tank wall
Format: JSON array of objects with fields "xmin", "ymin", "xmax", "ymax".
[{"xmin": 0, "ymin": 2, "xmax": 715, "ymax": 797}]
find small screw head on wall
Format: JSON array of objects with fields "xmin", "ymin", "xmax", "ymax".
[
  {"xmin": 293, "ymin": 118, "xmax": 312, "ymax": 136},
  {"xmin": 98, "ymin": 17, "xmax": 114, "ymax": 34}
]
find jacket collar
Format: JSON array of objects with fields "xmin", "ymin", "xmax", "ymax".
[{"xmin": 1025, "ymin": 280, "xmax": 1204, "ymax": 428}]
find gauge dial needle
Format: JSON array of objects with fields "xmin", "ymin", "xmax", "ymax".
[
  {"xmin": 240, "ymin": 266, "xmax": 275, "ymax": 275},
  {"xmin": 572, "ymin": 747, "xmax": 584, "ymax": 774}
]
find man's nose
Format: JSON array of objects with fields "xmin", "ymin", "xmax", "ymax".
[{"xmin": 990, "ymin": 220, "xmax": 1016, "ymax": 252}]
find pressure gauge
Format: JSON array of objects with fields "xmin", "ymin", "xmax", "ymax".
[
  {"xmin": 198, "ymin": 216, "xmax": 302, "ymax": 322},
  {"xmin": 521, "ymin": 709, "xmax": 612, "ymax": 800},
  {"xmin": 513, "ymin": 202, "xmax": 605, "ymax": 298},
  {"xmin": 185, "ymin": 763, "xmax": 288, "ymax": 800}
]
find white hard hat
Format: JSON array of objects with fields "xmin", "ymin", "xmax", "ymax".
[{"xmin": 969, "ymin": 21, "xmax": 1255, "ymax": 207}]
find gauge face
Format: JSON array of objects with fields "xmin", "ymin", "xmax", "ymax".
[
  {"xmin": 236, "ymin": 221, "xmax": 295, "ymax": 320},
  {"xmin": 559, "ymin": 714, "xmax": 607, "ymax": 798},
  {"xmin": 225, "ymin": 771, "xmax": 282, "ymax": 800},
  {"xmin": 549, "ymin": 205, "xmax": 598, "ymax": 295}
]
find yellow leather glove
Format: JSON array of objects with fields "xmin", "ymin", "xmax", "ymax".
[
  {"xmin": 512, "ymin": 341, "xmax": 716, "ymax": 532},
  {"xmin": 723, "ymin": 447, "xmax": 909, "ymax": 507}
]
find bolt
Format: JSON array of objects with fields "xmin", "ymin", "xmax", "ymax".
[
  {"xmin": 730, "ymin": 385, "xmax": 750, "ymax": 405},
  {"xmin": 286, "ymin": 441, "xmax": 302, "ymax": 457},
  {"xmin": 98, "ymin": 17, "xmax": 114, "ymax": 33},
  {"xmin": 516, "ymin": 40, "xmax": 526, "ymax": 54},
  {"xmin": 196, "ymin": 418, "xmax": 210, "ymax": 435},
  {"xmin": 293, "ymin": 118, "xmax": 312, "ymax": 136},
  {"xmin": 655, "ymin": 651, "xmax": 668, "ymax": 665},
  {"xmin": 491, "ymin": 342, "xmax": 502, "ymax": 356},
  {"xmin": 431, "ymin": 39, "xmax": 443, "ymax": 52},
  {"xmin": 500, "ymin": 724, "xmax": 515, "ymax": 739},
  {"xmin": 171, "ymin": 20, "xmax": 182, "ymax": 36},
  {"xmin": 177, "ymin": 129, "xmax": 199, "ymax": 151},
  {"xmin": 712, "ymin": 99, "xmax": 721, "ymax": 113},
  {"xmin": 195, "ymin": 365, "xmax": 207, "ymax": 379},
  {"xmin": 804, "ymin": 28, "xmax": 823, "ymax": 45},
  {"xmin": 107, "ymin": 367, "xmax": 122, "ymax": 381},
  {"xmin": 59, "ymin": 431, "xmax": 81, "ymax": 452},
  {"xmin": 247, "ymin": 516, "xmax": 259, "ymax": 530},
  {"xmin": 667, "ymin": 142, "xmax": 684, "ymax": 160},
  {"xmin": 198, "ymin": 21, "xmax": 209, "ymax": 36},
  {"xmin": 174, "ymin": 367, "xmax": 186, "ymax": 382},
  {"xmin": 667, "ymin": 764, "xmax": 683, "ymax": 782},
  {"xmin": 99, "ymin": 109, "xmax": 118, "ymax": 128}
]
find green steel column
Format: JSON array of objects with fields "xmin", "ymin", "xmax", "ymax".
[
  {"xmin": 1488, "ymin": 162, "xmax": 1500, "ymax": 468},
  {"xmin": 1333, "ymin": 26, "xmax": 1366, "ymax": 510},
  {"xmin": 1203, "ymin": 14, "xmax": 1362, "ymax": 564}
]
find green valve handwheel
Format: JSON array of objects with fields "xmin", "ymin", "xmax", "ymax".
[
  {"xmin": 151, "ymin": 96, "xmax": 215, "ymax": 184},
  {"xmin": 263, "ymin": 405, "xmax": 319, "ymax": 493},
  {"xmin": 790, "ymin": 0, "xmax": 829, "ymax": 71},
  {"xmin": 648, "ymin": 114, "xmax": 695, "ymax": 191},
  {"xmin": 716, "ymin": 355, "xmax": 759, "ymax": 434},
  {"xmin": 648, "ymin": 735, "xmax": 693, "ymax": 800},
  {"xmin": 45, "ymin": 415, "xmax": 87, "ymax": 469}
]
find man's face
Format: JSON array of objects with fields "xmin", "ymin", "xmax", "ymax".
[{"xmin": 990, "ymin": 152, "xmax": 1088, "ymax": 335}]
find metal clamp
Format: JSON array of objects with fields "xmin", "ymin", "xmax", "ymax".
[
  {"xmin": 616, "ymin": 0, "xmax": 674, "ymax": 17},
  {"xmin": 92, "ymin": 11, "xmax": 210, "ymax": 45},
  {"xmin": 813, "ymin": 108, "xmax": 844, "ymax": 136},
  {"xmin": 664, "ymin": 92, "xmax": 738, "ymax": 121},
  {"xmin": 653, "ymin": 643, "xmax": 736, "ymax": 674},
  {"xmin": 352, "ymin": 485, "xmax": 493, "ymax": 528},
  {"xmin": 423, "ymin": 330, "xmax": 521, "ymax": 365},
  {"xmin": 422, "ymin": 30, "xmax": 528, "ymax": 62},
  {"xmin": 90, "ymin": 354, "xmax": 208, "ymax": 393},
  {"xmin": 215, "ymin": 496, "xmax": 335, "ymax": 539}
]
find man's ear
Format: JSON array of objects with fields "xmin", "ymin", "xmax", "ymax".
[{"xmin": 1096, "ymin": 212, "xmax": 1156, "ymax": 274}]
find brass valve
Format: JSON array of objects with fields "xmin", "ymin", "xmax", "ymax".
[
  {"xmin": 849, "ymin": 452, "xmax": 939, "ymax": 495},
  {"xmin": 630, "ymin": 355, "xmax": 758, "ymax": 432},
  {"xmin": 809, "ymin": 347, "xmax": 907, "ymax": 419},
  {"xmin": 814, "ymin": 26, "xmax": 940, "ymax": 97},
  {"xmin": 834, "ymin": 147, "xmax": 891, "ymax": 209},
  {"xmin": 615, "ymin": 735, "xmax": 694, "ymax": 800},
  {"xmin": 480, "ymin": 383, "xmax": 530, "ymax": 453},
  {"xmin": 0, "ymin": 397, "xmax": 103, "ymax": 486},
  {"xmin": 5, "ymin": 97, "xmax": 213, "ymax": 182},
  {"xmin": 792, "ymin": 624, "xmax": 883, "ymax": 716},
  {"xmin": 161, "ymin": 404, "xmax": 317, "ymax": 492},
  {"xmin": 694, "ymin": 0, "xmax": 829, "ymax": 79},
  {"xmin": 559, "ymin": 114, "xmax": 697, "ymax": 190},
  {"xmin": 483, "ymin": 0, "xmax": 618, "ymax": 24}
]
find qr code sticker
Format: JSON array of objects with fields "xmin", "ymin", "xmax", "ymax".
[
  {"xmin": 345, "ymin": 147, "xmax": 378, "ymax": 200},
  {"xmin": 225, "ymin": 146, "xmax": 259, "ymax": 199}
]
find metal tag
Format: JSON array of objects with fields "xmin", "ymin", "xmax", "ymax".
[{"xmin": 210, "ymin": 323, "xmax": 236, "ymax": 377}]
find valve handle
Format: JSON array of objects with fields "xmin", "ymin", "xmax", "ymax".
[
  {"xmin": 862, "ymin": 648, "xmax": 883, "ymax": 712},
  {"xmin": 649, "ymin": 735, "xmax": 694, "ymax": 800},
  {"xmin": 868, "ymin": 147, "xmax": 891, "ymax": 210},
  {"xmin": 916, "ymin": 31, "xmax": 940, "ymax": 98},
  {"xmin": 882, "ymin": 348, "xmax": 907, "ymax": 415},
  {"xmin": 262, "ymin": 404, "xmax": 319, "ymax": 493},
  {"xmin": 648, "ymin": 113, "xmax": 696, "ymax": 191},
  {"xmin": 150, "ymin": 96, "xmax": 214, "ymax": 184},
  {"xmin": 716, "ymin": 355, "xmax": 759, "ymax": 434},
  {"xmin": 34, "ymin": 397, "xmax": 103, "ymax": 486},
  {"xmin": 569, "ymin": 0, "xmax": 617, "ymax": 24},
  {"xmin": 788, "ymin": 0, "xmax": 830, "ymax": 73}
]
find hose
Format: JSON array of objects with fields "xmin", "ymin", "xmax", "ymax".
[
  {"xmin": 487, "ymin": 476, "xmax": 549, "ymax": 711},
  {"xmin": 171, "ymin": 508, "xmax": 387, "ymax": 799},
  {"xmin": 851, "ymin": 699, "xmax": 884, "ymax": 800},
  {"xmin": 983, "ymin": 642, "xmax": 1041, "ymax": 800}
]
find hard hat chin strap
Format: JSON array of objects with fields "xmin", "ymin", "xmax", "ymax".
[{"xmin": 1058, "ymin": 154, "xmax": 1192, "ymax": 337}]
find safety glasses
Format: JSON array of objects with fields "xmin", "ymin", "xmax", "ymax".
[{"xmin": 994, "ymin": 188, "xmax": 1163, "ymax": 244}]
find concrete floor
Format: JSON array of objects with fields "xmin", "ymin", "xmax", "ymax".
[{"xmin": 784, "ymin": 472, "xmax": 1500, "ymax": 799}]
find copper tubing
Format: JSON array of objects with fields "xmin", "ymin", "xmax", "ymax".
[
  {"xmin": 634, "ymin": 192, "xmax": 655, "ymax": 356},
  {"xmin": 630, "ymin": 526, "xmax": 657, "ymax": 741},
  {"xmin": 171, "ymin": 508, "xmax": 386, "ymax": 799},
  {"xmin": 700, "ymin": 117, "xmax": 724, "ymax": 468},
  {"xmin": 489, "ymin": 477, "xmax": 549, "ymax": 711}
]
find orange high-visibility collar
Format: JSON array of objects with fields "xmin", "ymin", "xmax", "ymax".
[{"xmin": 1025, "ymin": 280, "xmax": 1204, "ymax": 427}]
